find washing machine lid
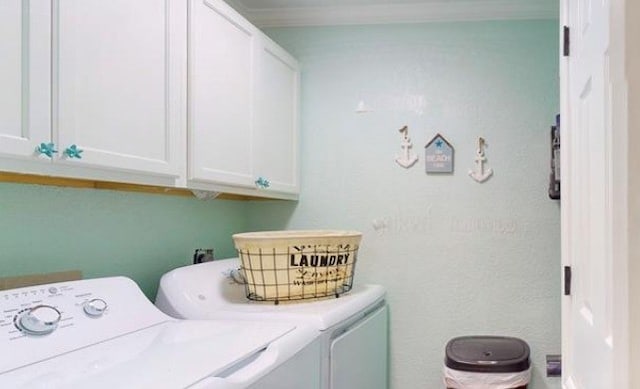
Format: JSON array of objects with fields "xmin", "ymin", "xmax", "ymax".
[
  {"xmin": 156, "ymin": 258, "xmax": 386, "ymax": 331},
  {"xmin": 0, "ymin": 320, "xmax": 299, "ymax": 389}
]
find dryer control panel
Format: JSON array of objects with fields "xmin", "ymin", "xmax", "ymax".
[{"xmin": 0, "ymin": 277, "xmax": 169, "ymax": 374}]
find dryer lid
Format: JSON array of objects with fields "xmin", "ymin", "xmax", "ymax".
[
  {"xmin": 0, "ymin": 320, "xmax": 305, "ymax": 388},
  {"xmin": 156, "ymin": 258, "xmax": 386, "ymax": 331}
]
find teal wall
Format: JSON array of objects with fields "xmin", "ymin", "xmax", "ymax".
[
  {"xmin": 255, "ymin": 21, "xmax": 561, "ymax": 389},
  {"xmin": 0, "ymin": 18, "xmax": 560, "ymax": 389},
  {"xmin": 0, "ymin": 183, "xmax": 247, "ymax": 298}
]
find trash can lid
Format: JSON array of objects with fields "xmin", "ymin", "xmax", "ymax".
[{"xmin": 445, "ymin": 336, "xmax": 530, "ymax": 373}]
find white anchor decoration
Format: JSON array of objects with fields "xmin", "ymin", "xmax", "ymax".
[
  {"xmin": 468, "ymin": 137, "xmax": 493, "ymax": 183},
  {"xmin": 395, "ymin": 125, "xmax": 418, "ymax": 168}
]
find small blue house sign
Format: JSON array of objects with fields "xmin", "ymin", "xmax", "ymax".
[{"xmin": 425, "ymin": 134, "xmax": 454, "ymax": 173}]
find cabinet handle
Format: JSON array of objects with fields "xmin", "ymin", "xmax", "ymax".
[
  {"xmin": 63, "ymin": 144, "xmax": 84, "ymax": 159},
  {"xmin": 255, "ymin": 177, "xmax": 270, "ymax": 189},
  {"xmin": 36, "ymin": 143, "xmax": 58, "ymax": 158}
]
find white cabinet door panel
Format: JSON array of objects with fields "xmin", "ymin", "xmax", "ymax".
[
  {"xmin": 188, "ymin": 0, "xmax": 256, "ymax": 187},
  {"xmin": 55, "ymin": 0, "xmax": 185, "ymax": 176},
  {"xmin": 254, "ymin": 40, "xmax": 299, "ymax": 194},
  {"xmin": 0, "ymin": 0, "xmax": 51, "ymax": 160}
]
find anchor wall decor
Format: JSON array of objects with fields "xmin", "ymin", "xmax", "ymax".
[
  {"xmin": 468, "ymin": 137, "xmax": 493, "ymax": 183},
  {"xmin": 395, "ymin": 125, "xmax": 418, "ymax": 168}
]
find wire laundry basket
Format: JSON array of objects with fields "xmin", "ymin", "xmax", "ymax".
[{"xmin": 232, "ymin": 230, "xmax": 362, "ymax": 304}]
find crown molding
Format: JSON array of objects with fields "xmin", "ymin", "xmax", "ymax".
[{"xmin": 225, "ymin": 0, "xmax": 558, "ymax": 28}]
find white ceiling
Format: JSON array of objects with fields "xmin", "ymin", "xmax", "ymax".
[{"xmin": 225, "ymin": 0, "xmax": 559, "ymax": 27}]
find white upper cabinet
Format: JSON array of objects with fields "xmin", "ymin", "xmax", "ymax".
[
  {"xmin": 0, "ymin": 1, "xmax": 51, "ymax": 160},
  {"xmin": 0, "ymin": 0, "xmax": 298, "ymax": 197},
  {"xmin": 253, "ymin": 37, "xmax": 300, "ymax": 195},
  {"xmin": 54, "ymin": 0, "xmax": 186, "ymax": 178},
  {"xmin": 188, "ymin": 0, "xmax": 257, "ymax": 188},
  {"xmin": 188, "ymin": 0, "xmax": 300, "ymax": 198}
]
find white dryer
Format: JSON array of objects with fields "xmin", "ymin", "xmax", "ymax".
[
  {"xmin": 156, "ymin": 257, "xmax": 388, "ymax": 389},
  {"xmin": 0, "ymin": 277, "xmax": 321, "ymax": 389}
]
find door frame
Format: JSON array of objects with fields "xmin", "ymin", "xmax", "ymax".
[{"xmin": 622, "ymin": 0, "xmax": 640, "ymax": 387}]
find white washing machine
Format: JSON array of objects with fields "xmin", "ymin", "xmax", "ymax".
[
  {"xmin": 0, "ymin": 277, "xmax": 321, "ymax": 389},
  {"xmin": 156, "ymin": 257, "xmax": 388, "ymax": 389}
]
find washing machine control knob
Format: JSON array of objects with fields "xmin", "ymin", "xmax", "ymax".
[
  {"xmin": 83, "ymin": 298, "xmax": 108, "ymax": 317},
  {"xmin": 17, "ymin": 305, "xmax": 62, "ymax": 335}
]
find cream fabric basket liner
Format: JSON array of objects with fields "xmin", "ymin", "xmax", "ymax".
[{"xmin": 233, "ymin": 230, "xmax": 362, "ymax": 301}]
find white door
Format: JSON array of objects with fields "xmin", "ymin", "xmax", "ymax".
[
  {"xmin": 253, "ymin": 37, "xmax": 300, "ymax": 194},
  {"xmin": 55, "ymin": 0, "xmax": 185, "ymax": 176},
  {"xmin": 188, "ymin": 0, "xmax": 257, "ymax": 187},
  {"xmin": 562, "ymin": 0, "xmax": 614, "ymax": 387},
  {"xmin": 0, "ymin": 0, "xmax": 51, "ymax": 160}
]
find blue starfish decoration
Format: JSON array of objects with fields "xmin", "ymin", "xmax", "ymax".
[
  {"xmin": 64, "ymin": 144, "xmax": 84, "ymax": 159},
  {"xmin": 255, "ymin": 177, "xmax": 270, "ymax": 189},
  {"xmin": 36, "ymin": 143, "xmax": 58, "ymax": 158},
  {"xmin": 435, "ymin": 139, "xmax": 444, "ymax": 148}
]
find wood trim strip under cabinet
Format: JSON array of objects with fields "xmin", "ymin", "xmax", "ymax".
[{"xmin": 0, "ymin": 172, "xmax": 267, "ymax": 201}]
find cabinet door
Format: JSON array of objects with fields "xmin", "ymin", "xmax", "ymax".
[
  {"xmin": 188, "ymin": 0, "xmax": 257, "ymax": 187},
  {"xmin": 0, "ymin": 0, "xmax": 51, "ymax": 160},
  {"xmin": 253, "ymin": 38, "xmax": 300, "ymax": 194},
  {"xmin": 55, "ymin": 0, "xmax": 186, "ymax": 177}
]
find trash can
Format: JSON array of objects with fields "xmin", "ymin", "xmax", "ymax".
[{"xmin": 444, "ymin": 336, "xmax": 531, "ymax": 389}]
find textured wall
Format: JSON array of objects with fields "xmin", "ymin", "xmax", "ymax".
[
  {"xmin": 253, "ymin": 20, "xmax": 561, "ymax": 389},
  {"xmin": 0, "ymin": 183, "xmax": 246, "ymax": 298}
]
